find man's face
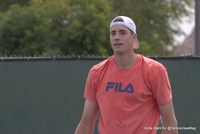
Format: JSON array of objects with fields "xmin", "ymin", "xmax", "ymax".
[{"xmin": 110, "ymin": 25, "xmax": 136, "ymax": 54}]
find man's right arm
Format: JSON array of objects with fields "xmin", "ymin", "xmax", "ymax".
[{"xmin": 75, "ymin": 99, "xmax": 99, "ymax": 134}]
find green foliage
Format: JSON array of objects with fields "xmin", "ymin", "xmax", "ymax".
[
  {"xmin": 0, "ymin": 0, "xmax": 194, "ymax": 56},
  {"xmin": 31, "ymin": 0, "xmax": 72, "ymax": 56},
  {"xmin": 0, "ymin": 0, "xmax": 112, "ymax": 56},
  {"xmin": 110, "ymin": 0, "xmax": 194, "ymax": 55},
  {"xmin": 0, "ymin": 0, "xmax": 31, "ymax": 12},
  {"xmin": 134, "ymin": 41, "xmax": 152, "ymax": 56},
  {"xmin": 0, "ymin": 4, "xmax": 53, "ymax": 56},
  {"xmin": 64, "ymin": 0, "xmax": 112, "ymax": 55}
]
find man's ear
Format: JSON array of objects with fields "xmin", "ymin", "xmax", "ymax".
[{"xmin": 133, "ymin": 34, "xmax": 139, "ymax": 49}]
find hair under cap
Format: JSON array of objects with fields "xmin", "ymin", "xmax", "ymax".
[{"xmin": 110, "ymin": 16, "xmax": 139, "ymax": 49}]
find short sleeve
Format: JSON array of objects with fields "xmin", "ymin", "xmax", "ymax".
[
  {"xmin": 150, "ymin": 69, "xmax": 172, "ymax": 105},
  {"xmin": 84, "ymin": 67, "xmax": 98, "ymax": 102}
]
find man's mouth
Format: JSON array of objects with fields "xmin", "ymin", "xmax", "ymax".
[{"xmin": 114, "ymin": 43, "xmax": 123, "ymax": 46}]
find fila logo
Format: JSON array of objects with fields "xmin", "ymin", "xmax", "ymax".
[{"xmin": 106, "ymin": 82, "xmax": 134, "ymax": 94}]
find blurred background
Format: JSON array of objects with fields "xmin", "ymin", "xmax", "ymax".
[{"xmin": 0, "ymin": 0, "xmax": 196, "ymax": 57}]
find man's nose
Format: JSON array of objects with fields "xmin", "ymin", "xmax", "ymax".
[{"xmin": 114, "ymin": 33, "xmax": 120, "ymax": 40}]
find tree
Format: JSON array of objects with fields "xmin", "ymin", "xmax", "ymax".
[
  {"xmin": 0, "ymin": 0, "xmax": 112, "ymax": 56},
  {"xmin": 110, "ymin": 0, "xmax": 194, "ymax": 55},
  {"xmin": 0, "ymin": 0, "xmax": 194, "ymax": 56},
  {"xmin": 0, "ymin": 4, "xmax": 55, "ymax": 56},
  {"xmin": 32, "ymin": 0, "xmax": 112, "ymax": 56},
  {"xmin": 62, "ymin": 0, "xmax": 112, "ymax": 55},
  {"xmin": 0, "ymin": 0, "xmax": 31, "ymax": 12}
]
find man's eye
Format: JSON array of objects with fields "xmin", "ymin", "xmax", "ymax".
[
  {"xmin": 120, "ymin": 31, "xmax": 126, "ymax": 35},
  {"xmin": 111, "ymin": 32, "xmax": 116, "ymax": 36}
]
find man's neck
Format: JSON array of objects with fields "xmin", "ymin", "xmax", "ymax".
[{"xmin": 114, "ymin": 52, "xmax": 137, "ymax": 69}]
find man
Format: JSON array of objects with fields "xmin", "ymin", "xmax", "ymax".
[{"xmin": 75, "ymin": 16, "xmax": 178, "ymax": 134}]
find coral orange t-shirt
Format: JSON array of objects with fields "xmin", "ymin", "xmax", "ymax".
[{"xmin": 84, "ymin": 54, "xmax": 172, "ymax": 134}]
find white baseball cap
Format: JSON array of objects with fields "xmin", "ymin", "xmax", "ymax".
[{"xmin": 110, "ymin": 16, "xmax": 139, "ymax": 49}]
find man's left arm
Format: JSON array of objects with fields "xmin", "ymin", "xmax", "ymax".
[{"xmin": 159, "ymin": 100, "xmax": 178, "ymax": 134}]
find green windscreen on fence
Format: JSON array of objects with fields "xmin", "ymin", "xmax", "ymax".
[{"xmin": 0, "ymin": 57, "xmax": 199, "ymax": 134}]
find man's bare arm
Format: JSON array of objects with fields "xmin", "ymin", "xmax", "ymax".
[
  {"xmin": 159, "ymin": 100, "xmax": 178, "ymax": 134},
  {"xmin": 75, "ymin": 99, "xmax": 99, "ymax": 134}
]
